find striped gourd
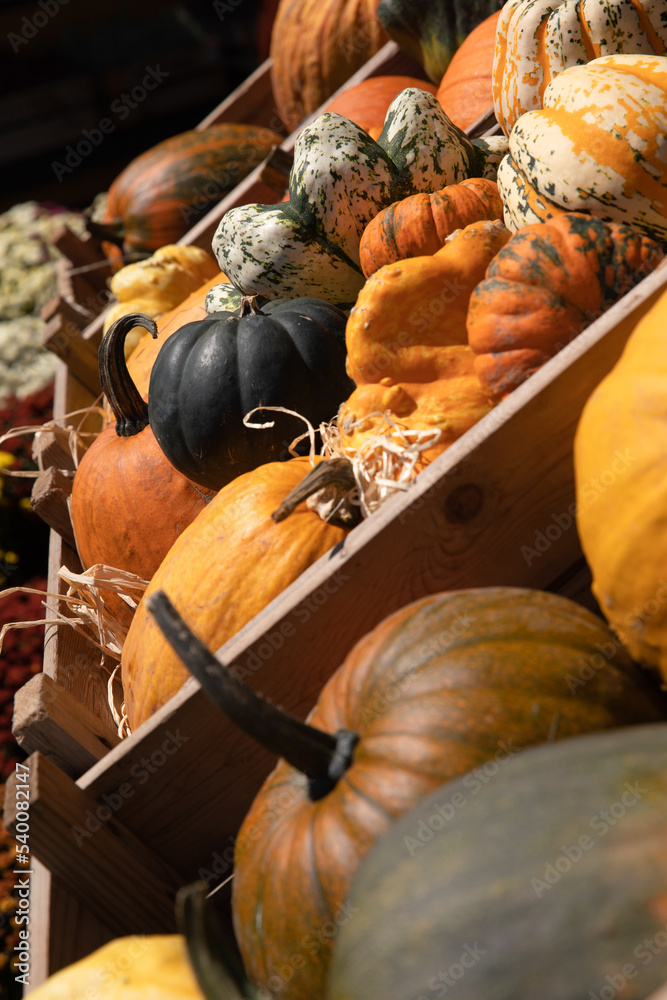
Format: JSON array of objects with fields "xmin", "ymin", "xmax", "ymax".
[
  {"xmin": 212, "ymin": 89, "xmax": 506, "ymax": 309},
  {"xmin": 497, "ymin": 54, "xmax": 667, "ymax": 240},
  {"xmin": 493, "ymin": 0, "xmax": 667, "ymax": 135}
]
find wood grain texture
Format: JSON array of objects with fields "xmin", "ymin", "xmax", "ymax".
[{"xmin": 4, "ymin": 753, "xmax": 184, "ymax": 936}]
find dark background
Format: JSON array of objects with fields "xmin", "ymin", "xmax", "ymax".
[{"xmin": 0, "ymin": 0, "xmax": 280, "ymax": 216}]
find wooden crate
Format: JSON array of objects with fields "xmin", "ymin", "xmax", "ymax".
[{"xmin": 6, "ymin": 253, "xmax": 667, "ymax": 988}]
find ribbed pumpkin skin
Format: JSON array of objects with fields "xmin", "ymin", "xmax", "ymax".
[
  {"xmin": 497, "ymin": 55, "xmax": 667, "ymax": 239},
  {"xmin": 436, "ymin": 11, "xmax": 500, "ymax": 131},
  {"xmin": 100, "ymin": 124, "xmax": 283, "ymax": 256},
  {"xmin": 322, "ymin": 75, "xmax": 438, "ymax": 138},
  {"xmin": 329, "ymin": 722, "xmax": 667, "ymax": 1000},
  {"xmin": 493, "ymin": 0, "xmax": 667, "ymax": 136},
  {"xmin": 467, "ymin": 212, "xmax": 665, "ymax": 402},
  {"xmin": 574, "ymin": 286, "xmax": 667, "ymax": 681},
  {"xmin": 232, "ymin": 587, "xmax": 667, "ymax": 1000},
  {"xmin": 359, "ymin": 177, "xmax": 503, "ymax": 277},
  {"xmin": 270, "ymin": 0, "xmax": 388, "ymax": 132},
  {"xmin": 121, "ymin": 458, "xmax": 348, "ymax": 730}
]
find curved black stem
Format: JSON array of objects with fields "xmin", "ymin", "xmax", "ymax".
[
  {"xmin": 176, "ymin": 883, "xmax": 254, "ymax": 1000},
  {"xmin": 99, "ymin": 313, "xmax": 157, "ymax": 437},
  {"xmin": 147, "ymin": 590, "xmax": 359, "ymax": 790}
]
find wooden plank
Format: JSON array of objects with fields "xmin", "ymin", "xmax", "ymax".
[
  {"xmin": 22, "ymin": 862, "xmax": 116, "ymax": 996},
  {"xmin": 30, "ymin": 466, "xmax": 76, "ymax": 550},
  {"xmin": 12, "ymin": 673, "xmax": 120, "ymax": 778},
  {"xmin": 196, "ymin": 58, "xmax": 287, "ymax": 133},
  {"xmin": 57, "ymin": 262, "xmax": 667, "ymax": 891},
  {"xmin": 4, "ymin": 753, "xmax": 183, "ymax": 937},
  {"xmin": 41, "ymin": 366, "xmax": 113, "ymax": 731},
  {"xmin": 42, "ymin": 313, "xmax": 101, "ymax": 397}
]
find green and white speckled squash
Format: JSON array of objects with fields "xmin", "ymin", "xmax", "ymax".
[
  {"xmin": 493, "ymin": 0, "xmax": 667, "ymax": 136},
  {"xmin": 497, "ymin": 54, "xmax": 667, "ymax": 239},
  {"xmin": 213, "ymin": 89, "xmax": 507, "ymax": 308}
]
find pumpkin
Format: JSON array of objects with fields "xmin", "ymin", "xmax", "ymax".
[
  {"xmin": 147, "ymin": 295, "xmax": 354, "ymax": 491},
  {"xmin": 28, "ymin": 935, "xmax": 205, "ymax": 999},
  {"xmin": 89, "ymin": 124, "xmax": 284, "ymax": 261},
  {"xmin": 376, "ymin": 0, "xmax": 505, "ymax": 84},
  {"xmin": 121, "ymin": 457, "xmax": 352, "ymax": 730},
  {"xmin": 269, "ymin": 0, "xmax": 388, "ymax": 132},
  {"xmin": 102, "ymin": 245, "xmax": 220, "ymax": 357},
  {"xmin": 436, "ymin": 11, "xmax": 501, "ymax": 132},
  {"xmin": 574, "ymin": 284, "xmax": 667, "ymax": 682},
  {"xmin": 358, "ymin": 177, "xmax": 503, "ymax": 277},
  {"xmin": 147, "ymin": 586, "xmax": 667, "ymax": 1000},
  {"xmin": 496, "ymin": 55, "xmax": 667, "ymax": 240},
  {"xmin": 322, "ymin": 75, "xmax": 438, "ymax": 139},
  {"xmin": 328, "ymin": 722, "xmax": 667, "ymax": 1000},
  {"xmin": 467, "ymin": 212, "xmax": 665, "ymax": 403},
  {"xmin": 337, "ymin": 219, "xmax": 509, "ymax": 471},
  {"xmin": 213, "ymin": 89, "xmax": 508, "ymax": 308},
  {"xmin": 493, "ymin": 0, "xmax": 667, "ymax": 136},
  {"xmin": 70, "ymin": 314, "xmax": 216, "ymax": 626}
]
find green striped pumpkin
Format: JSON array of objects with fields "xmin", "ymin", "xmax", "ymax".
[
  {"xmin": 212, "ymin": 89, "xmax": 507, "ymax": 309},
  {"xmin": 493, "ymin": 0, "xmax": 667, "ymax": 136},
  {"xmin": 497, "ymin": 54, "xmax": 667, "ymax": 239}
]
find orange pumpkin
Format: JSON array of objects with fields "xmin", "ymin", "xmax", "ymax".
[
  {"xmin": 467, "ymin": 213, "xmax": 666, "ymax": 402},
  {"xmin": 436, "ymin": 11, "xmax": 501, "ymax": 131},
  {"xmin": 359, "ymin": 177, "xmax": 503, "ymax": 277},
  {"xmin": 338, "ymin": 219, "xmax": 510, "ymax": 476},
  {"xmin": 121, "ymin": 458, "xmax": 351, "ymax": 730},
  {"xmin": 323, "ymin": 75, "xmax": 438, "ymax": 139},
  {"xmin": 270, "ymin": 0, "xmax": 388, "ymax": 131},
  {"xmin": 70, "ymin": 315, "xmax": 216, "ymax": 626},
  {"xmin": 146, "ymin": 586, "xmax": 667, "ymax": 1000}
]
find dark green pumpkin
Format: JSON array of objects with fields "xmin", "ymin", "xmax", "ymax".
[
  {"xmin": 147, "ymin": 296, "xmax": 354, "ymax": 491},
  {"xmin": 376, "ymin": 0, "xmax": 505, "ymax": 84},
  {"xmin": 329, "ymin": 721, "xmax": 667, "ymax": 1000}
]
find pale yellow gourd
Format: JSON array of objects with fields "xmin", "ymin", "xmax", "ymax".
[
  {"xmin": 28, "ymin": 935, "xmax": 204, "ymax": 999},
  {"xmin": 103, "ymin": 244, "xmax": 220, "ymax": 357}
]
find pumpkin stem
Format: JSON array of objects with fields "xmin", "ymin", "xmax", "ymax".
[
  {"xmin": 272, "ymin": 457, "xmax": 361, "ymax": 528},
  {"xmin": 147, "ymin": 590, "xmax": 359, "ymax": 794},
  {"xmin": 239, "ymin": 295, "xmax": 263, "ymax": 317},
  {"xmin": 84, "ymin": 215, "xmax": 126, "ymax": 247},
  {"xmin": 99, "ymin": 313, "xmax": 158, "ymax": 437},
  {"xmin": 177, "ymin": 882, "xmax": 260, "ymax": 1000}
]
